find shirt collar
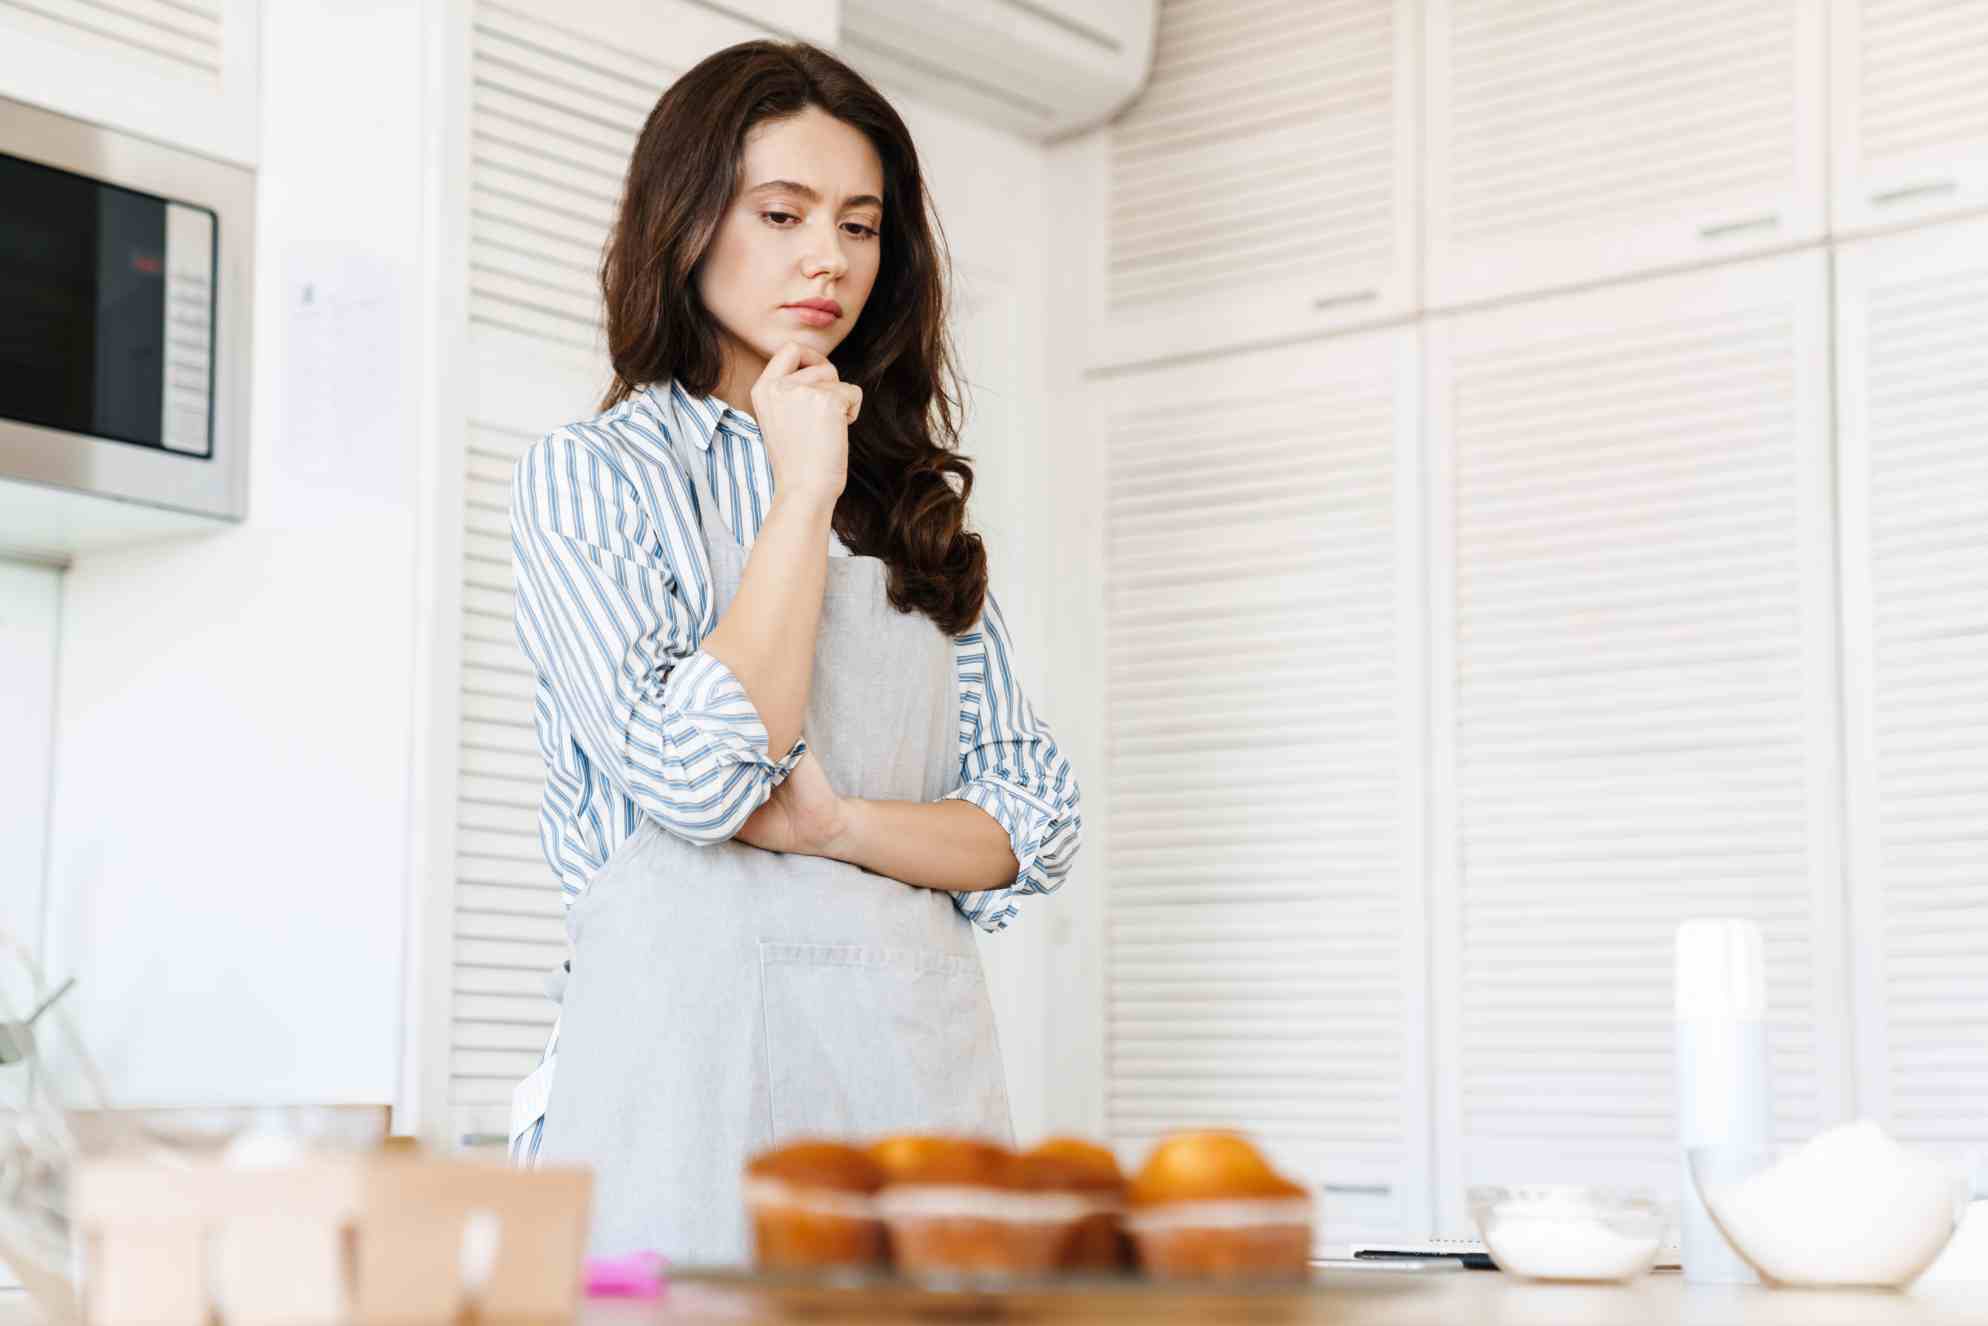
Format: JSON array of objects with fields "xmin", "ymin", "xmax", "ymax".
[{"xmin": 659, "ymin": 379, "xmax": 762, "ymax": 452}]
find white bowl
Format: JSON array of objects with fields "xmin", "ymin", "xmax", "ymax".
[
  {"xmin": 1689, "ymin": 1133, "xmax": 1969, "ymax": 1288},
  {"xmin": 1467, "ymin": 1184, "xmax": 1668, "ymax": 1282}
]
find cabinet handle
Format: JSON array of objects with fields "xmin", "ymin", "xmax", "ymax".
[
  {"xmin": 1871, "ymin": 178, "xmax": 1957, "ymax": 207},
  {"xmin": 1321, "ymin": 1183, "xmax": 1394, "ymax": 1197},
  {"xmin": 460, "ymin": 1132, "xmax": 510, "ymax": 1148},
  {"xmin": 1698, "ymin": 213, "xmax": 1779, "ymax": 240},
  {"xmin": 1313, "ymin": 289, "xmax": 1380, "ymax": 311}
]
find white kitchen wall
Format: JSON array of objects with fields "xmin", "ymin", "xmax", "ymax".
[
  {"xmin": 35, "ymin": 0, "xmax": 433, "ymax": 1111},
  {"xmin": 0, "ymin": 558, "xmax": 60, "ymax": 1006},
  {"xmin": 0, "ymin": 556, "xmax": 58, "ymax": 1295}
]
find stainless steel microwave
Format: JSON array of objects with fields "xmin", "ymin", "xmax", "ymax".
[{"xmin": 0, "ymin": 94, "xmax": 253, "ymax": 526}]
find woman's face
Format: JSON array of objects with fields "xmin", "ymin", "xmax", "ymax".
[{"xmin": 697, "ymin": 106, "xmax": 885, "ymax": 393}]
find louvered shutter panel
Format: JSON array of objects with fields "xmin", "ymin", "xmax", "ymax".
[
  {"xmin": 444, "ymin": 0, "xmax": 769, "ymax": 1147},
  {"xmin": 447, "ymin": 403, "xmax": 574, "ymax": 1145},
  {"xmin": 1092, "ymin": 0, "xmax": 1417, "ymax": 370},
  {"xmin": 0, "ymin": 0, "xmax": 222, "ymax": 70},
  {"xmin": 466, "ymin": 0, "xmax": 655, "ymax": 351},
  {"xmin": 1425, "ymin": 0, "xmax": 1825, "ymax": 310},
  {"xmin": 1099, "ymin": 330, "xmax": 1429, "ymax": 1243},
  {"xmin": 0, "ymin": 0, "xmax": 256, "ymax": 163},
  {"xmin": 1838, "ymin": 216, "xmax": 1988, "ymax": 1151},
  {"xmin": 1428, "ymin": 251, "xmax": 1846, "ymax": 1231},
  {"xmin": 1831, "ymin": 0, "xmax": 1988, "ymax": 236}
]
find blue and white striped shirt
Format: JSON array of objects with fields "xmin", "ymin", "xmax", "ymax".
[{"xmin": 509, "ymin": 380, "xmax": 1082, "ymax": 931}]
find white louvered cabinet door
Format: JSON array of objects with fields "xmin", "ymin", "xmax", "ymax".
[
  {"xmin": 1831, "ymin": 0, "xmax": 1988, "ymax": 238},
  {"xmin": 438, "ymin": 0, "xmax": 789, "ymax": 1148},
  {"xmin": 1427, "ymin": 250, "xmax": 1847, "ymax": 1234},
  {"xmin": 1837, "ymin": 216, "xmax": 1988, "ymax": 1152},
  {"xmin": 1424, "ymin": 0, "xmax": 1826, "ymax": 312},
  {"xmin": 0, "ymin": 0, "xmax": 258, "ymax": 164},
  {"xmin": 1087, "ymin": 0, "xmax": 1419, "ymax": 371},
  {"xmin": 1096, "ymin": 328, "xmax": 1430, "ymax": 1244}
]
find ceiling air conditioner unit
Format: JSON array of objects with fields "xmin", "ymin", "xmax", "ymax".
[{"xmin": 838, "ymin": 0, "xmax": 1158, "ymax": 142}]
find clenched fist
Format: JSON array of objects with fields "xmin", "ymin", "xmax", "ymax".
[
  {"xmin": 751, "ymin": 342, "xmax": 860, "ymax": 506},
  {"xmin": 735, "ymin": 749, "xmax": 849, "ymax": 857}
]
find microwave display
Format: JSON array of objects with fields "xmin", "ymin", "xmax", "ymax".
[{"xmin": 0, "ymin": 150, "xmax": 216, "ymax": 458}]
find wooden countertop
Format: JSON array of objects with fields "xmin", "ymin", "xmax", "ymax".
[
  {"xmin": 602, "ymin": 1266, "xmax": 1983, "ymax": 1325},
  {"xmin": 8, "ymin": 1267, "xmax": 1983, "ymax": 1324}
]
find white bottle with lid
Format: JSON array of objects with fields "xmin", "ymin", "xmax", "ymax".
[{"xmin": 1675, "ymin": 917, "xmax": 1772, "ymax": 1284}]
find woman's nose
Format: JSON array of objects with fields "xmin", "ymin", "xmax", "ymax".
[{"xmin": 805, "ymin": 225, "xmax": 849, "ymax": 280}]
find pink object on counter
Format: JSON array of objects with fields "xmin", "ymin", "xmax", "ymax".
[{"xmin": 584, "ymin": 1250, "xmax": 670, "ymax": 1298}]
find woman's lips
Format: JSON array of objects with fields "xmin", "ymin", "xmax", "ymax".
[{"xmin": 784, "ymin": 305, "xmax": 838, "ymax": 327}]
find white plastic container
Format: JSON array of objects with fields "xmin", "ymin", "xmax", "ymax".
[{"xmin": 1674, "ymin": 918, "xmax": 1771, "ymax": 1284}]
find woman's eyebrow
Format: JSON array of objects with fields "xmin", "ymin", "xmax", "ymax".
[{"xmin": 745, "ymin": 179, "xmax": 884, "ymax": 210}]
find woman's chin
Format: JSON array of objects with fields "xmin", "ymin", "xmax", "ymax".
[{"xmin": 750, "ymin": 327, "xmax": 833, "ymax": 358}]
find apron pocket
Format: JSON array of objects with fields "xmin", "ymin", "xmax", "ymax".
[{"xmin": 758, "ymin": 940, "xmax": 1008, "ymax": 1142}]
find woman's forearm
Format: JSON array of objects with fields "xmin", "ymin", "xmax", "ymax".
[
  {"xmin": 698, "ymin": 489, "xmax": 836, "ymax": 758},
  {"xmin": 825, "ymin": 798, "xmax": 1019, "ymax": 892}
]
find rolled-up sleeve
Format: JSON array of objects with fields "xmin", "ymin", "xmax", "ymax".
[
  {"xmin": 945, "ymin": 591, "xmax": 1083, "ymax": 932},
  {"xmin": 510, "ymin": 428, "xmax": 804, "ymax": 846}
]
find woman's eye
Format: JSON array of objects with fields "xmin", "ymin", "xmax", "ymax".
[{"xmin": 761, "ymin": 211, "xmax": 878, "ymax": 240}]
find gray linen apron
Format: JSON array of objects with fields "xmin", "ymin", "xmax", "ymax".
[{"xmin": 531, "ymin": 420, "xmax": 1014, "ymax": 1265}]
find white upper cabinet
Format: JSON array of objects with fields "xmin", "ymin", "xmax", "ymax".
[
  {"xmin": 0, "ymin": 0, "xmax": 258, "ymax": 164},
  {"xmin": 1426, "ymin": 250, "xmax": 1846, "ymax": 1231},
  {"xmin": 1424, "ymin": 0, "xmax": 1827, "ymax": 311},
  {"xmin": 1085, "ymin": 0, "xmax": 1419, "ymax": 371},
  {"xmin": 1091, "ymin": 327, "xmax": 1430, "ymax": 1243},
  {"xmin": 1830, "ymin": 0, "xmax": 1988, "ymax": 238},
  {"xmin": 1835, "ymin": 216, "xmax": 1988, "ymax": 1155}
]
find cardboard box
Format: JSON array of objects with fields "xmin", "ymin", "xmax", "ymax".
[{"xmin": 66, "ymin": 1152, "xmax": 591, "ymax": 1326}]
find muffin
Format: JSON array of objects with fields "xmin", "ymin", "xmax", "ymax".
[
  {"xmin": 1124, "ymin": 1131, "xmax": 1313, "ymax": 1279},
  {"xmin": 1022, "ymin": 1137, "xmax": 1132, "ymax": 1271},
  {"xmin": 742, "ymin": 1140, "xmax": 887, "ymax": 1270},
  {"xmin": 868, "ymin": 1135, "xmax": 1090, "ymax": 1275}
]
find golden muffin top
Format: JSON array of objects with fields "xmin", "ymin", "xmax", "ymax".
[
  {"xmin": 867, "ymin": 1134, "xmax": 1016, "ymax": 1189},
  {"xmin": 744, "ymin": 1139, "xmax": 886, "ymax": 1193},
  {"xmin": 1127, "ymin": 1131, "xmax": 1308, "ymax": 1206},
  {"xmin": 1020, "ymin": 1136, "xmax": 1127, "ymax": 1194}
]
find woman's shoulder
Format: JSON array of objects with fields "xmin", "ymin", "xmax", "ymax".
[
  {"xmin": 519, "ymin": 384, "xmax": 696, "ymax": 501},
  {"xmin": 510, "ymin": 384, "xmax": 712, "ymax": 585}
]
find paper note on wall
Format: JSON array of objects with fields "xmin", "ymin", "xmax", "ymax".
[{"xmin": 278, "ymin": 249, "xmax": 408, "ymax": 514}]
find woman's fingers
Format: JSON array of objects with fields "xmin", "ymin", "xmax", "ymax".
[
  {"xmin": 777, "ymin": 366, "xmax": 858, "ymax": 422},
  {"xmin": 758, "ymin": 342, "xmax": 803, "ymax": 383},
  {"xmin": 756, "ymin": 341, "xmax": 830, "ymax": 390},
  {"xmin": 786, "ymin": 362, "xmax": 841, "ymax": 387}
]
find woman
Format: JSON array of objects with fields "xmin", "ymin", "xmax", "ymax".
[{"xmin": 503, "ymin": 39, "xmax": 1082, "ymax": 1265}]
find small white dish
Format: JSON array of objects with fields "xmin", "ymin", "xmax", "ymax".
[{"xmin": 1467, "ymin": 1184, "xmax": 1668, "ymax": 1283}]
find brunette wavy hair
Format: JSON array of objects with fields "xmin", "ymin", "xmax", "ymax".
[{"xmin": 598, "ymin": 40, "xmax": 986, "ymax": 636}]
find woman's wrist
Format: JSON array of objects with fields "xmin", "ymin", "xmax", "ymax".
[
  {"xmin": 820, "ymin": 795, "xmax": 873, "ymax": 867},
  {"xmin": 770, "ymin": 483, "xmax": 841, "ymax": 524}
]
